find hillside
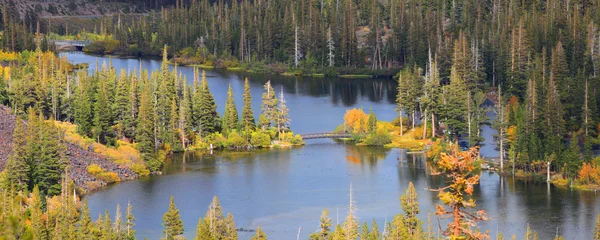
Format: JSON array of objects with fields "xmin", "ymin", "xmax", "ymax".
[
  {"xmin": 5, "ymin": 0, "xmax": 151, "ymax": 19},
  {"xmin": 0, "ymin": 105, "xmax": 136, "ymax": 193}
]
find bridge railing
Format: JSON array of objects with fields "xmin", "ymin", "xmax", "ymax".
[{"xmin": 300, "ymin": 132, "xmax": 352, "ymax": 140}]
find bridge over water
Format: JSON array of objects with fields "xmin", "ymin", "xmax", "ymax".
[
  {"xmin": 51, "ymin": 40, "xmax": 92, "ymax": 51},
  {"xmin": 300, "ymin": 132, "xmax": 352, "ymax": 140}
]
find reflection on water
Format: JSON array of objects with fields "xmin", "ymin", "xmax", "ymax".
[
  {"xmin": 86, "ymin": 144, "xmax": 600, "ymax": 240},
  {"xmin": 62, "ymin": 52, "xmax": 397, "ymax": 134},
  {"xmin": 64, "ymin": 52, "xmax": 600, "ymax": 240}
]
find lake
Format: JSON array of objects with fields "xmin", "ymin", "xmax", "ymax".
[{"xmin": 62, "ymin": 52, "xmax": 600, "ymax": 240}]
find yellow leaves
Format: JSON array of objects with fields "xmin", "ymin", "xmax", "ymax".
[
  {"xmin": 506, "ymin": 125, "xmax": 517, "ymax": 144},
  {"xmin": 87, "ymin": 164, "xmax": 120, "ymax": 183},
  {"xmin": 87, "ymin": 164, "xmax": 103, "ymax": 175},
  {"xmin": 438, "ymin": 191, "xmax": 454, "ymax": 205},
  {"xmin": 55, "ymin": 120, "xmax": 144, "ymax": 169},
  {"xmin": 344, "ymin": 108, "xmax": 368, "ymax": 133},
  {"xmin": 578, "ymin": 162, "xmax": 600, "ymax": 185},
  {"xmin": 432, "ymin": 147, "xmax": 487, "ymax": 239},
  {"xmin": 0, "ymin": 51, "xmax": 17, "ymax": 62}
]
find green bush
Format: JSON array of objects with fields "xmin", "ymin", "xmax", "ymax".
[
  {"xmin": 361, "ymin": 131, "xmax": 392, "ymax": 146},
  {"xmin": 226, "ymin": 131, "xmax": 248, "ymax": 148},
  {"xmin": 392, "ymin": 117, "xmax": 410, "ymax": 127},
  {"xmin": 251, "ymin": 131, "xmax": 271, "ymax": 148},
  {"xmin": 280, "ymin": 132, "xmax": 304, "ymax": 145}
]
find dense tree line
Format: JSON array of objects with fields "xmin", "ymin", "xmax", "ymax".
[{"xmin": 1, "ymin": 47, "xmax": 300, "ymax": 175}]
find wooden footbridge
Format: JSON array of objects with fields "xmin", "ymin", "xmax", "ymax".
[
  {"xmin": 300, "ymin": 132, "xmax": 352, "ymax": 140},
  {"xmin": 51, "ymin": 40, "xmax": 92, "ymax": 51}
]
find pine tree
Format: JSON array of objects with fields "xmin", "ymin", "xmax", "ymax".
[
  {"xmin": 30, "ymin": 185, "xmax": 46, "ymax": 239},
  {"xmin": 125, "ymin": 201, "xmax": 136, "ymax": 240},
  {"xmin": 222, "ymin": 84, "xmax": 239, "ymax": 133},
  {"xmin": 400, "ymin": 182, "xmax": 422, "ymax": 236},
  {"xmin": 163, "ymin": 196, "xmax": 184, "ymax": 239},
  {"xmin": 310, "ymin": 209, "xmax": 332, "ymax": 240},
  {"xmin": 79, "ymin": 199, "xmax": 95, "ymax": 238},
  {"xmin": 113, "ymin": 70, "xmax": 134, "ymax": 139},
  {"xmin": 251, "ymin": 226, "xmax": 267, "ymax": 240},
  {"xmin": 197, "ymin": 71, "xmax": 219, "ymax": 136},
  {"xmin": 241, "ymin": 78, "xmax": 255, "ymax": 132},
  {"xmin": 136, "ymin": 80, "xmax": 160, "ymax": 171},
  {"xmin": 367, "ymin": 107, "xmax": 377, "ymax": 134},
  {"xmin": 75, "ymin": 72, "xmax": 94, "ymax": 137},
  {"xmin": 277, "ymin": 88, "xmax": 290, "ymax": 138},
  {"xmin": 360, "ymin": 222, "xmax": 370, "ymax": 240},
  {"xmin": 260, "ymin": 80, "xmax": 278, "ymax": 130},
  {"xmin": 343, "ymin": 185, "xmax": 359, "ymax": 240},
  {"xmin": 93, "ymin": 79, "xmax": 113, "ymax": 144},
  {"xmin": 5, "ymin": 116, "xmax": 29, "ymax": 191},
  {"xmin": 35, "ymin": 116, "xmax": 65, "ymax": 196},
  {"xmin": 369, "ymin": 219, "xmax": 380, "ymax": 240}
]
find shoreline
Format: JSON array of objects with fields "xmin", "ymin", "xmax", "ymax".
[{"xmin": 72, "ymin": 49, "xmax": 399, "ymax": 79}]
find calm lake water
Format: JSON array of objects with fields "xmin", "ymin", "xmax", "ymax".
[{"xmin": 62, "ymin": 52, "xmax": 600, "ymax": 240}]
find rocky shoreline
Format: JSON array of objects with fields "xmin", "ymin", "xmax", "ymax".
[{"xmin": 0, "ymin": 105, "xmax": 137, "ymax": 194}]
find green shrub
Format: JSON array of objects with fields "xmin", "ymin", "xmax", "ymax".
[
  {"xmin": 251, "ymin": 131, "xmax": 271, "ymax": 148},
  {"xmin": 226, "ymin": 131, "xmax": 248, "ymax": 148},
  {"xmin": 411, "ymin": 125, "xmax": 432, "ymax": 140},
  {"xmin": 280, "ymin": 132, "xmax": 304, "ymax": 145},
  {"xmin": 361, "ymin": 131, "xmax": 392, "ymax": 146},
  {"xmin": 391, "ymin": 117, "xmax": 409, "ymax": 127}
]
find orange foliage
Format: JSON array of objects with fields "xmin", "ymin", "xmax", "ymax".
[
  {"xmin": 344, "ymin": 108, "xmax": 368, "ymax": 133},
  {"xmin": 506, "ymin": 125, "xmax": 517, "ymax": 144},
  {"xmin": 432, "ymin": 147, "xmax": 489, "ymax": 239},
  {"xmin": 506, "ymin": 96, "xmax": 519, "ymax": 113},
  {"xmin": 578, "ymin": 163, "xmax": 600, "ymax": 185}
]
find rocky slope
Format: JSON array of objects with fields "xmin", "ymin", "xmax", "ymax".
[{"xmin": 0, "ymin": 105, "xmax": 136, "ymax": 193}]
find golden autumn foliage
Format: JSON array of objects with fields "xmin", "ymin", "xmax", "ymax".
[
  {"xmin": 0, "ymin": 51, "xmax": 17, "ymax": 62},
  {"xmin": 431, "ymin": 147, "xmax": 489, "ymax": 240},
  {"xmin": 578, "ymin": 163, "xmax": 600, "ymax": 185},
  {"xmin": 506, "ymin": 125, "xmax": 517, "ymax": 144},
  {"xmin": 55, "ymin": 121, "xmax": 147, "ymax": 175},
  {"xmin": 344, "ymin": 108, "xmax": 368, "ymax": 133}
]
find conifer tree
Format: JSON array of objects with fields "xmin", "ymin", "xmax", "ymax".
[
  {"xmin": 136, "ymin": 80, "xmax": 160, "ymax": 171},
  {"xmin": 367, "ymin": 107, "xmax": 377, "ymax": 134},
  {"xmin": 260, "ymin": 81, "xmax": 278, "ymax": 130},
  {"xmin": 343, "ymin": 185, "xmax": 359, "ymax": 240},
  {"xmin": 113, "ymin": 71, "xmax": 134, "ymax": 139},
  {"xmin": 277, "ymin": 88, "xmax": 290, "ymax": 138},
  {"xmin": 35, "ymin": 116, "xmax": 65, "ymax": 196},
  {"xmin": 310, "ymin": 209, "xmax": 332, "ymax": 240},
  {"xmin": 196, "ymin": 71, "xmax": 219, "ymax": 136},
  {"xmin": 360, "ymin": 222, "xmax": 370, "ymax": 240},
  {"xmin": 241, "ymin": 78, "xmax": 255, "ymax": 132},
  {"xmin": 251, "ymin": 226, "xmax": 267, "ymax": 240},
  {"xmin": 125, "ymin": 201, "xmax": 136, "ymax": 240},
  {"xmin": 93, "ymin": 79, "xmax": 112, "ymax": 144},
  {"xmin": 30, "ymin": 186, "xmax": 45, "ymax": 239},
  {"xmin": 163, "ymin": 196, "xmax": 184, "ymax": 240},
  {"xmin": 224, "ymin": 213, "xmax": 237, "ymax": 239},
  {"xmin": 75, "ymin": 73, "xmax": 94, "ymax": 137},
  {"xmin": 5, "ymin": 116, "xmax": 29, "ymax": 191},
  {"xmin": 400, "ymin": 182, "xmax": 422, "ymax": 236},
  {"xmin": 222, "ymin": 84, "xmax": 239, "ymax": 133},
  {"xmin": 369, "ymin": 219, "xmax": 380, "ymax": 240}
]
